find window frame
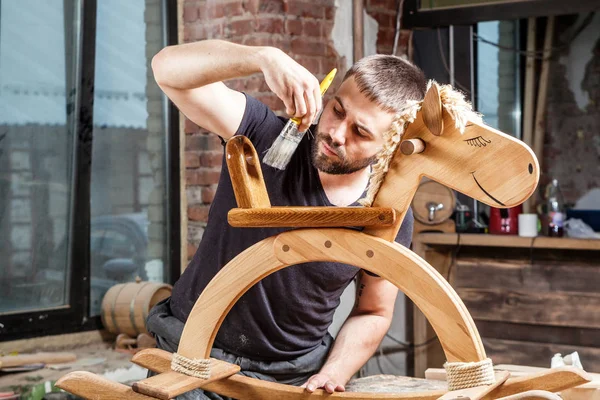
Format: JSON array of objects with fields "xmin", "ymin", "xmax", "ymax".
[
  {"xmin": 402, "ymin": 0, "xmax": 600, "ymax": 28},
  {"xmin": 0, "ymin": 0, "xmax": 180, "ymax": 341}
]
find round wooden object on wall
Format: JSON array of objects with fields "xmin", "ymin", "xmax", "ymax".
[
  {"xmin": 101, "ymin": 281, "xmax": 172, "ymax": 336},
  {"xmin": 412, "ymin": 180, "xmax": 456, "ymax": 225}
]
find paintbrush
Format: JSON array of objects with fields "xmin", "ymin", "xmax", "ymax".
[{"xmin": 263, "ymin": 68, "xmax": 337, "ymax": 170}]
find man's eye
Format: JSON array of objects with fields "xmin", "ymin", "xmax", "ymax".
[{"xmin": 333, "ymin": 107, "xmax": 343, "ymax": 117}]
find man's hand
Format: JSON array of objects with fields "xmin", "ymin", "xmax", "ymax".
[
  {"xmin": 301, "ymin": 373, "xmax": 346, "ymax": 394},
  {"xmin": 260, "ymin": 48, "xmax": 322, "ymax": 132}
]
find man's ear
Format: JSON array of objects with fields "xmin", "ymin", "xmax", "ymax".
[{"xmin": 422, "ymin": 83, "xmax": 444, "ymax": 136}]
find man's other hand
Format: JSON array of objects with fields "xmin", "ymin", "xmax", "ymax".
[{"xmin": 301, "ymin": 373, "xmax": 346, "ymax": 394}]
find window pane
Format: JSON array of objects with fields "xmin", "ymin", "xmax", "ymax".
[
  {"xmin": 0, "ymin": 1, "xmax": 78, "ymax": 314},
  {"xmin": 90, "ymin": 0, "xmax": 169, "ymax": 316},
  {"xmin": 477, "ymin": 20, "xmax": 521, "ymax": 137}
]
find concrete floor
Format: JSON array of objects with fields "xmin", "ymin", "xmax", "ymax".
[{"xmin": 0, "ymin": 332, "xmax": 146, "ymax": 398}]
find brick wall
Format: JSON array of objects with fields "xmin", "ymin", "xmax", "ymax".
[{"xmin": 182, "ymin": 0, "xmax": 405, "ymax": 259}]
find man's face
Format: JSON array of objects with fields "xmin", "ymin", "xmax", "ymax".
[{"xmin": 312, "ymin": 76, "xmax": 395, "ymax": 175}]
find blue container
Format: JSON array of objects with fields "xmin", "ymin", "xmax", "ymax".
[{"xmin": 566, "ymin": 209, "xmax": 600, "ymax": 232}]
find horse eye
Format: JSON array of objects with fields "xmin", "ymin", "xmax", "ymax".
[{"xmin": 464, "ymin": 136, "xmax": 491, "ymax": 147}]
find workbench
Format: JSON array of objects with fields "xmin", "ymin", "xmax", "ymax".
[{"xmin": 410, "ymin": 233, "xmax": 600, "ymax": 377}]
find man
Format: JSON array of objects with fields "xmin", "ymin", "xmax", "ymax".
[{"xmin": 147, "ymin": 39, "xmax": 427, "ymax": 399}]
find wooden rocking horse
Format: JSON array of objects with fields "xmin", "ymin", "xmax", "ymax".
[{"xmin": 56, "ymin": 83, "xmax": 592, "ymax": 399}]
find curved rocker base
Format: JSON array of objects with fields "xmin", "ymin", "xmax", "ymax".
[{"xmin": 125, "ymin": 348, "xmax": 590, "ymax": 400}]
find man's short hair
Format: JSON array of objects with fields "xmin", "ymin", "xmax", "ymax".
[{"xmin": 343, "ymin": 54, "xmax": 427, "ymax": 114}]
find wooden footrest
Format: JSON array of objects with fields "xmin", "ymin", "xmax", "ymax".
[
  {"xmin": 132, "ymin": 358, "xmax": 240, "ymax": 400},
  {"xmin": 228, "ymin": 206, "xmax": 396, "ymax": 228}
]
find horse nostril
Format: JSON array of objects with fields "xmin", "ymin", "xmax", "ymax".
[{"xmin": 528, "ymin": 163, "xmax": 533, "ymax": 174}]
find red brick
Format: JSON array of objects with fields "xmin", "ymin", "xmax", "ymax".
[
  {"xmin": 256, "ymin": 93, "xmax": 285, "ymax": 113},
  {"xmin": 288, "ymin": 1, "xmax": 324, "ymax": 19},
  {"xmin": 186, "ymin": 168, "xmax": 222, "ymax": 185},
  {"xmin": 322, "ymin": 20, "xmax": 334, "ymax": 36},
  {"xmin": 183, "ymin": 4, "xmax": 198, "ymax": 23},
  {"xmin": 185, "ymin": 152, "xmax": 200, "ymax": 168},
  {"xmin": 185, "ymin": 118, "xmax": 200, "ymax": 134},
  {"xmin": 207, "ymin": 134, "xmax": 225, "ymax": 151},
  {"xmin": 183, "ymin": 24, "xmax": 196, "ymax": 42},
  {"xmin": 291, "ymin": 38, "xmax": 327, "ymax": 57},
  {"xmin": 259, "ymin": 79, "xmax": 271, "ymax": 92},
  {"xmin": 222, "ymin": 1, "xmax": 244, "ymax": 17},
  {"xmin": 228, "ymin": 18, "xmax": 255, "ymax": 36},
  {"xmin": 201, "ymin": 23, "xmax": 224, "ymax": 39},
  {"xmin": 243, "ymin": 35, "xmax": 291, "ymax": 53},
  {"xmin": 243, "ymin": 0, "xmax": 259, "ymax": 14},
  {"xmin": 187, "ymin": 243, "xmax": 199, "ymax": 260},
  {"xmin": 325, "ymin": 5, "xmax": 335, "ymax": 19},
  {"xmin": 368, "ymin": 0, "xmax": 395, "ymax": 9},
  {"xmin": 369, "ymin": 11, "xmax": 395, "ymax": 29},
  {"xmin": 226, "ymin": 78, "xmax": 246, "ymax": 91},
  {"xmin": 303, "ymin": 19, "xmax": 323, "ymax": 38},
  {"xmin": 321, "ymin": 57, "xmax": 339, "ymax": 76},
  {"xmin": 257, "ymin": 16, "xmax": 284, "ymax": 34},
  {"xmin": 245, "ymin": 74, "xmax": 264, "ymax": 91},
  {"xmin": 377, "ymin": 28, "xmax": 396, "ymax": 48},
  {"xmin": 199, "ymin": 151, "xmax": 223, "ymax": 167},
  {"xmin": 201, "ymin": 186, "xmax": 217, "ymax": 203},
  {"xmin": 188, "ymin": 205, "xmax": 211, "ymax": 221},
  {"xmin": 300, "ymin": 56, "xmax": 321, "ymax": 75},
  {"xmin": 285, "ymin": 19, "xmax": 303, "ymax": 36},
  {"xmin": 187, "ymin": 134, "xmax": 224, "ymax": 151},
  {"xmin": 259, "ymin": 0, "xmax": 287, "ymax": 14}
]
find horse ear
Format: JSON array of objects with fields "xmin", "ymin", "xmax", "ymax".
[{"xmin": 422, "ymin": 83, "xmax": 444, "ymax": 136}]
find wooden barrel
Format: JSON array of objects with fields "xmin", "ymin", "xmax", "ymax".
[
  {"xmin": 412, "ymin": 180, "xmax": 456, "ymax": 225},
  {"xmin": 101, "ymin": 281, "xmax": 172, "ymax": 336}
]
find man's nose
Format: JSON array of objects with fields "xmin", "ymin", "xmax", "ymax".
[{"xmin": 329, "ymin": 124, "xmax": 346, "ymax": 147}]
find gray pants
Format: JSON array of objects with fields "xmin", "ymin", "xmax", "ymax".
[{"xmin": 145, "ymin": 298, "xmax": 333, "ymax": 399}]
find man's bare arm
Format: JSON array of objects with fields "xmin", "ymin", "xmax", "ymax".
[
  {"xmin": 302, "ymin": 271, "xmax": 398, "ymax": 393},
  {"xmin": 151, "ymin": 40, "xmax": 321, "ymax": 139}
]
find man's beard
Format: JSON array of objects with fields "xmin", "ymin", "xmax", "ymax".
[{"xmin": 311, "ymin": 132, "xmax": 378, "ymax": 175}]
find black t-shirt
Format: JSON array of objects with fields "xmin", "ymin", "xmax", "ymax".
[{"xmin": 170, "ymin": 94, "xmax": 414, "ymax": 361}]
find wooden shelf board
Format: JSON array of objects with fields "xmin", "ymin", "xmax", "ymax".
[{"xmin": 415, "ymin": 233, "xmax": 600, "ymax": 251}]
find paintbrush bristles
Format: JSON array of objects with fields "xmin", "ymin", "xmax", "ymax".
[{"xmin": 263, "ymin": 119, "xmax": 306, "ymax": 169}]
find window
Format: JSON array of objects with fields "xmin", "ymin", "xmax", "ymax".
[
  {"xmin": 476, "ymin": 20, "xmax": 521, "ymax": 137},
  {"xmin": 0, "ymin": 0, "xmax": 179, "ymax": 340}
]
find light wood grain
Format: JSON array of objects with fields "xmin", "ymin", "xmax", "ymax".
[
  {"xmin": 453, "ymin": 259, "xmax": 600, "ymax": 293},
  {"xmin": 521, "ymin": 17, "xmax": 537, "ymax": 214},
  {"xmin": 364, "ymin": 90, "xmax": 539, "ymax": 241},
  {"xmin": 133, "ymin": 348, "xmax": 446, "ymax": 399},
  {"xmin": 401, "ymin": 139, "xmax": 426, "ymax": 155},
  {"xmin": 228, "ymin": 206, "xmax": 396, "ymax": 227},
  {"xmin": 178, "ymin": 228, "xmax": 485, "ymax": 363},
  {"xmin": 225, "ymin": 135, "xmax": 270, "ymax": 208},
  {"xmin": 483, "ymin": 338, "xmax": 600, "ymax": 374},
  {"xmin": 421, "ymin": 84, "xmax": 443, "ymax": 137},
  {"xmin": 415, "ymin": 233, "xmax": 600, "ymax": 251},
  {"xmin": 532, "ymin": 16, "xmax": 555, "ymax": 175},
  {"xmin": 457, "ymin": 288, "xmax": 600, "ymax": 329},
  {"xmin": 55, "ymin": 371, "xmax": 157, "ymax": 400},
  {"xmin": 132, "ymin": 360, "xmax": 240, "ymax": 400},
  {"xmin": 0, "ymin": 352, "xmax": 76, "ymax": 368},
  {"xmin": 424, "ymin": 366, "xmax": 592, "ymax": 399}
]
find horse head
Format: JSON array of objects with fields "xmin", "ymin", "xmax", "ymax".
[{"xmin": 366, "ymin": 82, "xmax": 540, "ymax": 241}]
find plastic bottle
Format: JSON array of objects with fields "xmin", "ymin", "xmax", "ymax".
[{"xmin": 545, "ymin": 179, "xmax": 565, "ymax": 237}]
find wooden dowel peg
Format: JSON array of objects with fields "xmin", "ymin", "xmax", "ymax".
[{"xmin": 400, "ymin": 138, "xmax": 426, "ymax": 155}]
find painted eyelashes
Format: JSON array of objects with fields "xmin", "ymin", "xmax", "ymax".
[{"xmin": 464, "ymin": 136, "xmax": 491, "ymax": 147}]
